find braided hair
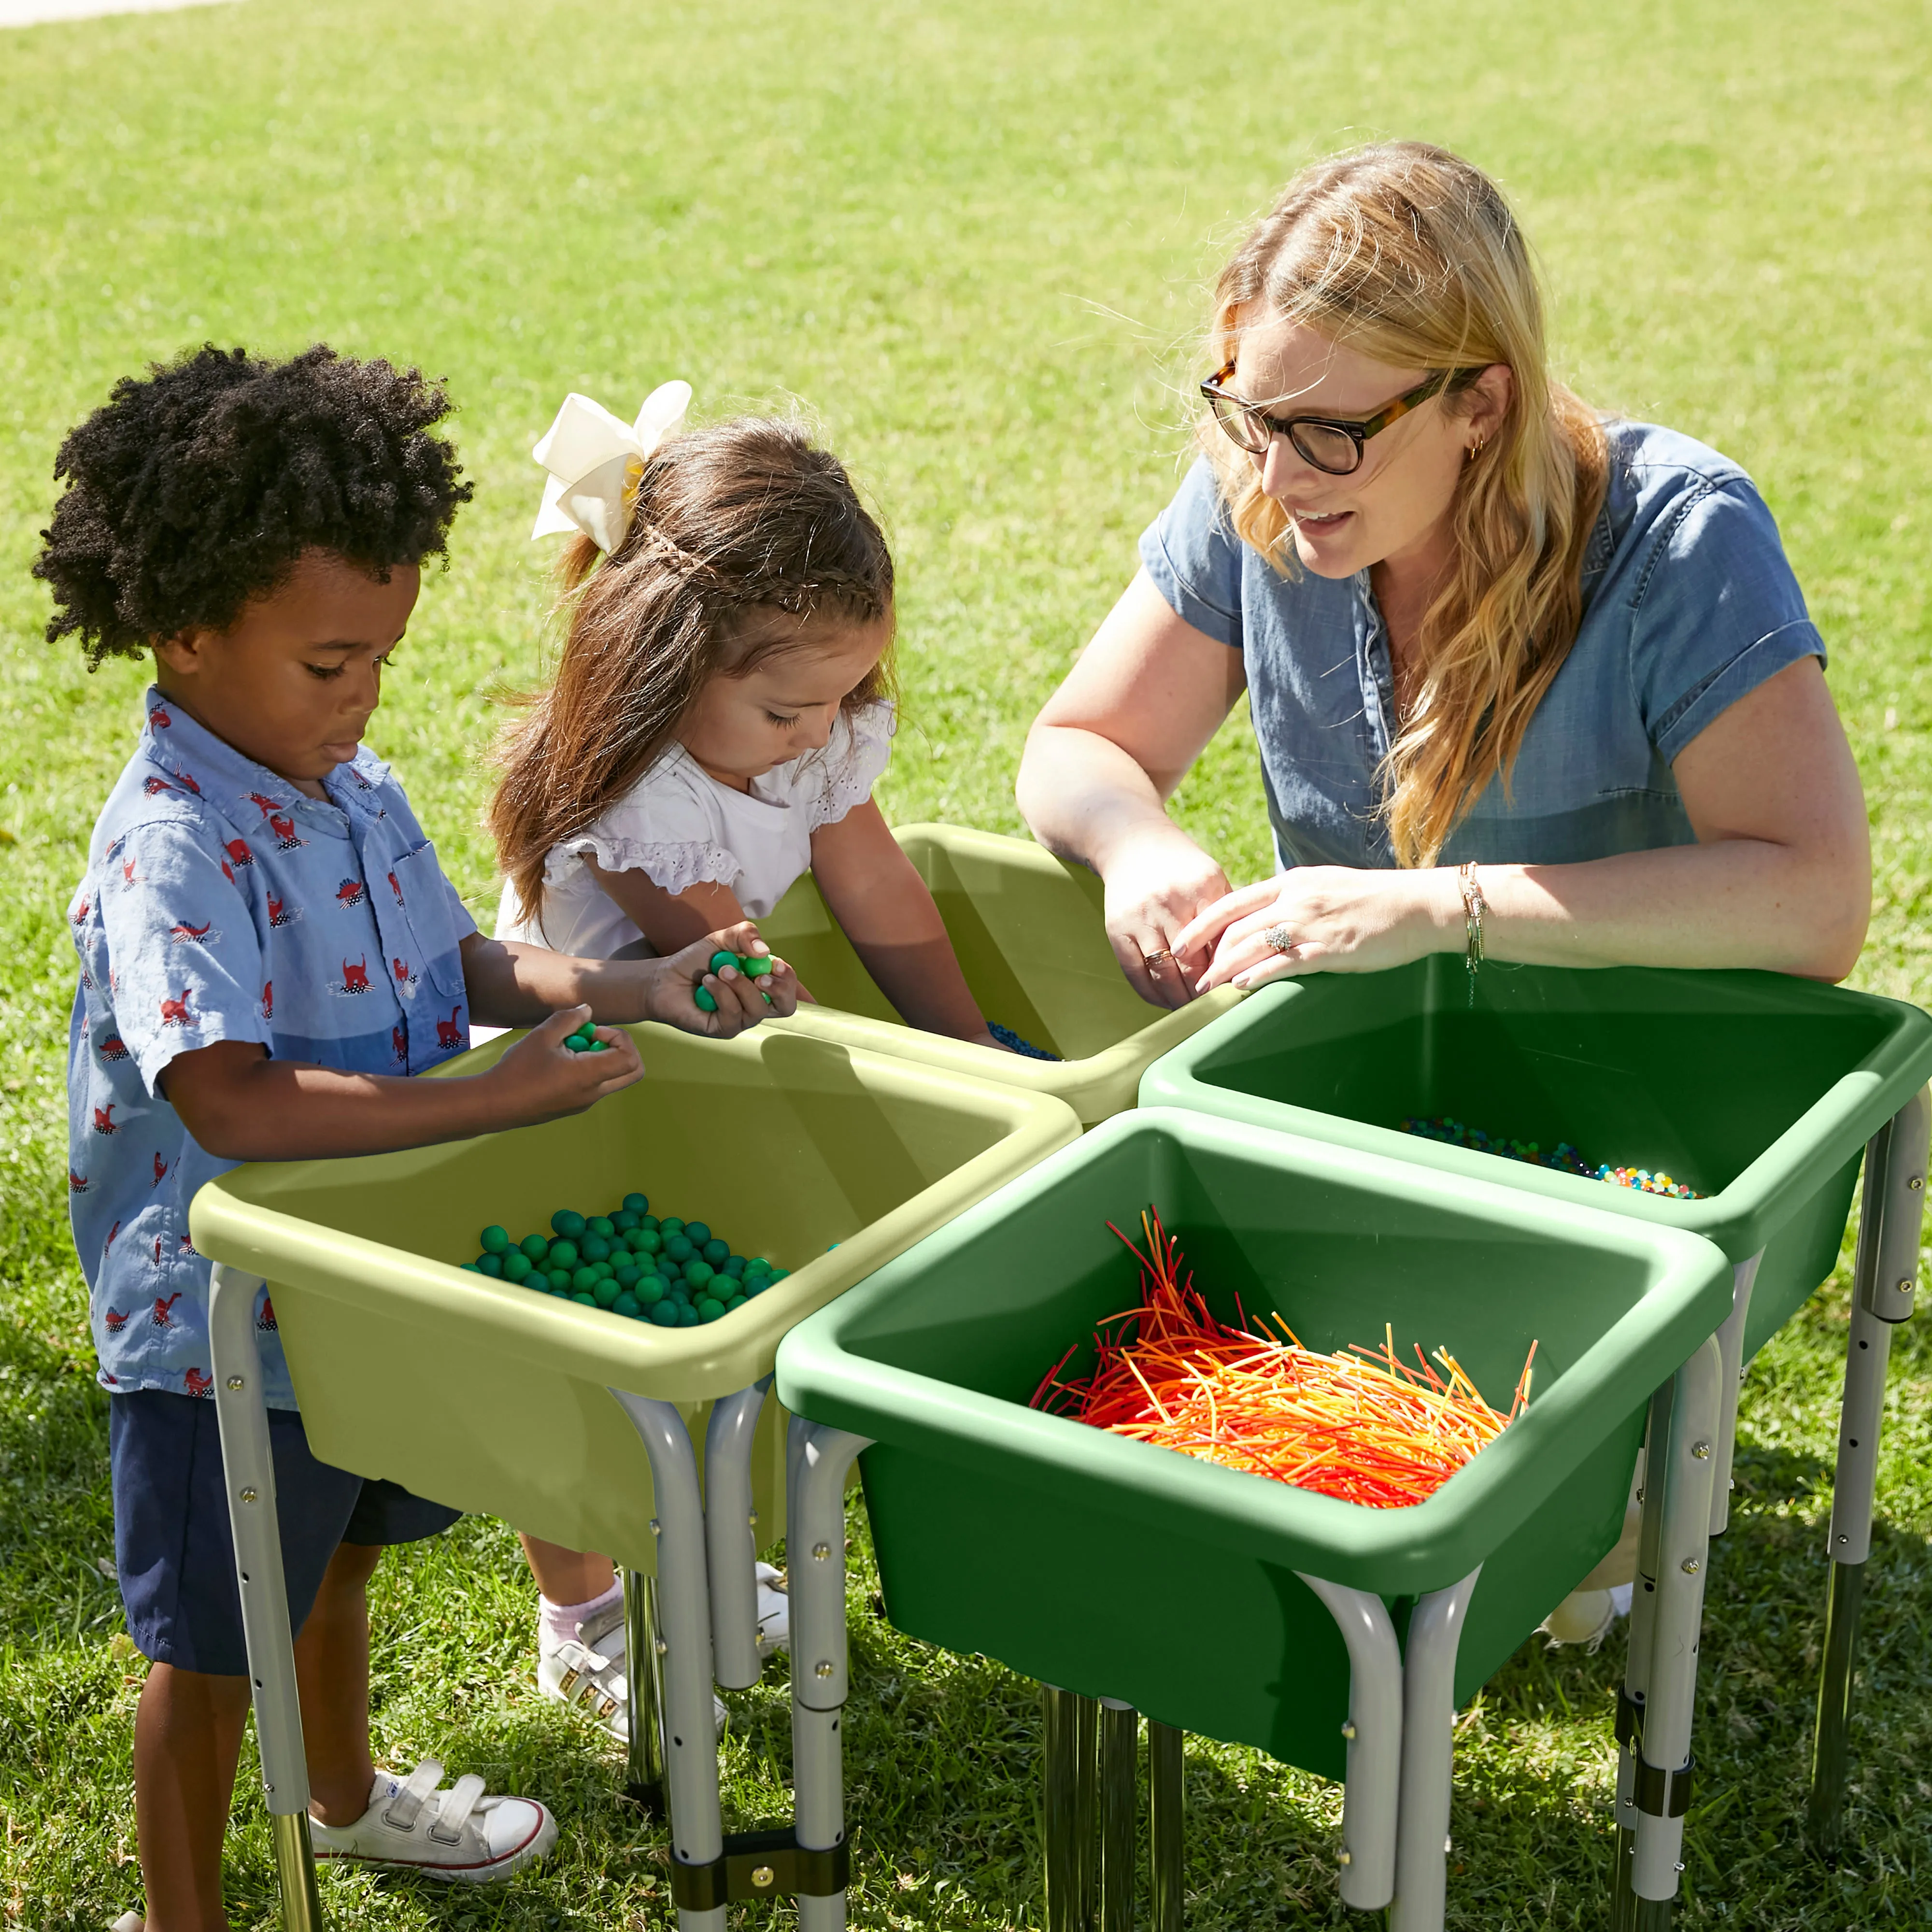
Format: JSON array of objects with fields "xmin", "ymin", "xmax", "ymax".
[
  {"xmin": 488, "ymin": 415, "xmax": 896, "ymax": 925},
  {"xmin": 35, "ymin": 343, "xmax": 471, "ymax": 666}
]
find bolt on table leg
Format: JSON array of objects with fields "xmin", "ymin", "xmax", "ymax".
[
  {"xmin": 1297, "ymin": 1574, "xmax": 1402, "ymax": 1911},
  {"xmin": 1389, "ymin": 1567, "xmax": 1481, "ymax": 1932},
  {"xmin": 1148, "ymin": 1719, "xmax": 1185, "ymax": 1932},
  {"xmin": 209, "ymin": 1264, "xmax": 326, "ymax": 1932},
  {"xmin": 623, "ymin": 1568, "xmax": 668, "ymax": 1815},
  {"xmin": 1630, "ymin": 1340, "xmax": 1722, "ymax": 1907},
  {"xmin": 788, "ymin": 1419, "xmax": 870, "ymax": 1932},
  {"xmin": 704, "ymin": 1382, "xmax": 769, "ymax": 1691},
  {"xmin": 611, "ymin": 1391, "xmax": 724, "ymax": 1932},
  {"xmin": 1808, "ymin": 1087, "xmax": 1927, "ymax": 1850},
  {"xmin": 1097, "ymin": 1701, "xmax": 1137, "ymax": 1932}
]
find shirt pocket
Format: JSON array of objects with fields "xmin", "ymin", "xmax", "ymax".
[{"xmin": 388, "ymin": 842, "xmax": 469, "ymax": 1000}]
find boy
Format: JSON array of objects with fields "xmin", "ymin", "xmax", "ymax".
[{"xmin": 36, "ymin": 344, "xmax": 792, "ymax": 1929}]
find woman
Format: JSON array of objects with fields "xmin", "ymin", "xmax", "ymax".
[{"xmin": 1017, "ymin": 142, "xmax": 1869, "ymax": 1005}]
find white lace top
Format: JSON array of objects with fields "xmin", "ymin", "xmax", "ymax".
[{"xmin": 496, "ymin": 701, "xmax": 895, "ymax": 960}]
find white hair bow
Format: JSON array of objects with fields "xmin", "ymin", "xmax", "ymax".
[{"xmin": 529, "ymin": 380, "xmax": 693, "ymax": 553}]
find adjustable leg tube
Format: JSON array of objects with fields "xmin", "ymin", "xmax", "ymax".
[
  {"xmin": 208, "ymin": 1264, "xmax": 326, "ymax": 1932},
  {"xmin": 1708, "ymin": 1255, "xmax": 1760, "ymax": 1538},
  {"xmin": 1041, "ymin": 1688, "xmax": 1093, "ymax": 1932},
  {"xmin": 623, "ymin": 1568, "xmax": 668, "ymax": 1815},
  {"xmin": 1296, "ymin": 1574, "xmax": 1403, "ymax": 1911},
  {"xmin": 1614, "ymin": 1398, "xmax": 1668, "ymax": 1932},
  {"xmin": 704, "ymin": 1382, "xmax": 769, "ymax": 1691},
  {"xmin": 787, "ymin": 1419, "xmax": 871, "ymax": 1932},
  {"xmin": 1097, "ymin": 1701, "xmax": 1137, "ymax": 1932},
  {"xmin": 611, "ymin": 1392, "xmax": 724, "ymax": 1932},
  {"xmin": 1630, "ymin": 1339, "xmax": 1723, "ymax": 1918},
  {"xmin": 1147, "ymin": 1720, "xmax": 1184, "ymax": 1932},
  {"xmin": 1808, "ymin": 1088, "xmax": 1929, "ymax": 1850},
  {"xmin": 1389, "ymin": 1567, "xmax": 1482, "ymax": 1932}
]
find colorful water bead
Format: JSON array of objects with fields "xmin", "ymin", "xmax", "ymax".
[{"xmin": 1399, "ymin": 1116, "xmax": 1701, "ymax": 1199}]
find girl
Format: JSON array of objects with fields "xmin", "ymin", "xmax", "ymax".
[{"xmin": 488, "ymin": 395, "xmax": 1010, "ymax": 1734}]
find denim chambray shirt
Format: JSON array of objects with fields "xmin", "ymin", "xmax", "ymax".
[
  {"xmin": 66, "ymin": 691, "xmax": 477, "ymax": 1409},
  {"xmin": 1139, "ymin": 421, "xmax": 1826, "ymax": 870}
]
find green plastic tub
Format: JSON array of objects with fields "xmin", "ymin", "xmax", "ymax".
[
  {"xmin": 188, "ymin": 1025, "xmax": 1080, "ymax": 1574},
  {"xmin": 1139, "ymin": 960, "xmax": 1932, "ymax": 1356},
  {"xmin": 758, "ymin": 823, "xmax": 1240, "ymax": 1124},
  {"xmin": 775, "ymin": 1108, "xmax": 1732, "ymax": 1779}
]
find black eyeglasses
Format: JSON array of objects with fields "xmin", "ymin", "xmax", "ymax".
[{"xmin": 1200, "ymin": 363, "xmax": 1483, "ymax": 475}]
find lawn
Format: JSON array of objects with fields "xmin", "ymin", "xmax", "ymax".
[{"xmin": 2, "ymin": 0, "xmax": 1930, "ymax": 1925}]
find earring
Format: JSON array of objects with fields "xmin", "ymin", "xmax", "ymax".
[{"xmin": 1467, "ymin": 437, "xmax": 1486, "ymax": 462}]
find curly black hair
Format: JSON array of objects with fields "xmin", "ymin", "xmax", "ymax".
[{"xmin": 34, "ymin": 343, "xmax": 475, "ymax": 667}]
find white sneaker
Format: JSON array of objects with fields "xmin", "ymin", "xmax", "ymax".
[
  {"xmin": 309, "ymin": 1762, "xmax": 556, "ymax": 1881},
  {"xmin": 1541, "ymin": 1581, "xmax": 1635, "ymax": 1650},
  {"xmin": 539, "ymin": 1591, "xmax": 729, "ymax": 1742},
  {"xmin": 755, "ymin": 1562, "xmax": 789, "ymax": 1657}
]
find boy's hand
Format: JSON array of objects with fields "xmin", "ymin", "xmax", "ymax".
[
  {"xmin": 644, "ymin": 924, "xmax": 799, "ymax": 1036},
  {"xmin": 486, "ymin": 1006, "xmax": 645, "ymax": 1124}
]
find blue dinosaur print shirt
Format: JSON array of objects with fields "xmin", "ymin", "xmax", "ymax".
[{"xmin": 66, "ymin": 690, "xmax": 477, "ymax": 1409}]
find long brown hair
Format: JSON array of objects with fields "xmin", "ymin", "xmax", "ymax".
[
  {"xmin": 490, "ymin": 416, "xmax": 895, "ymax": 925},
  {"xmin": 1206, "ymin": 142, "xmax": 1608, "ymax": 867}
]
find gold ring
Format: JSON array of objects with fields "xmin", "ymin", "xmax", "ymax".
[{"xmin": 1142, "ymin": 947, "xmax": 1173, "ymax": 966}]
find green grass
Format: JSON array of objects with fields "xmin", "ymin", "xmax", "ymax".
[{"xmin": 2, "ymin": 0, "xmax": 1931, "ymax": 1924}]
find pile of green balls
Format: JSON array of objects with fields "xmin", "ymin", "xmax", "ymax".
[
  {"xmin": 461, "ymin": 1192, "xmax": 789, "ymax": 1326},
  {"xmin": 694, "ymin": 948, "xmax": 774, "ymax": 1013}
]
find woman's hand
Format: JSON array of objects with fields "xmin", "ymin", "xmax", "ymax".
[
  {"xmin": 1102, "ymin": 828, "xmax": 1236, "ymax": 1009},
  {"xmin": 638, "ymin": 923, "xmax": 800, "ymax": 1035},
  {"xmin": 1182, "ymin": 867, "xmax": 1459, "ymax": 992}
]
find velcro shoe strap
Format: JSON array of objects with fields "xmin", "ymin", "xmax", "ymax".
[
  {"xmin": 428, "ymin": 1773, "xmax": 487, "ymax": 1845},
  {"xmin": 381, "ymin": 1759, "xmax": 445, "ymax": 1831}
]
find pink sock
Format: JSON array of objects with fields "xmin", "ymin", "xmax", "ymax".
[{"xmin": 539, "ymin": 1578, "xmax": 622, "ymax": 1651}]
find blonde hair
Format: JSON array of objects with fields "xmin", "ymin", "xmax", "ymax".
[
  {"xmin": 489, "ymin": 417, "xmax": 895, "ymax": 929},
  {"xmin": 1206, "ymin": 141, "xmax": 1607, "ymax": 867}
]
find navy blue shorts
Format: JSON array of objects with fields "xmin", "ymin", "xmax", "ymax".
[{"xmin": 109, "ymin": 1389, "xmax": 461, "ymax": 1677}]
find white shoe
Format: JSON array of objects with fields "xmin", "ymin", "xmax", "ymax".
[
  {"xmin": 309, "ymin": 1762, "xmax": 557, "ymax": 1881},
  {"xmin": 1541, "ymin": 1581, "xmax": 1634, "ymax": 1650},
  {"xmin": 756, "ymin": 1562, "xmax": 790, "ymax": 1657},
  {"xmin": 539, "ymin": 1591, "xmax": 729, "ymax": 1742}
]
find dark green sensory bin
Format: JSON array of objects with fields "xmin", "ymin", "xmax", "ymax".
[
  {"xmin": 1140, "ymin": 960, "xmax": 1932, "ymax": 1358},
  {"xmin": 465, "ymin": 1189, "xmax": 791, "ymax": 1328}
]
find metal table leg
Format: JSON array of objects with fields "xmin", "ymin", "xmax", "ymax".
[
  {"xmin": 1808, "ymin": 1087, "xmax": 1929, "ymax": 1850},
  {"xmin": 1147, "ymin": 1719, "xmax": 1184, "ymax": 1932},
  {"xmin": 1612, "ymin": 1393, "xmax": 1667, "ymax": 1932},
  {"xmin": 1389, "ymin": 1567, "xmax": 1482, "ymax": 1932},
  {"xmin": 1629, "ymin": 1339, "xmax": 1723, "ymax": 1922},
  {"xmin": 1097, "ymin": 1700, "xmax": 1136, "ymax": 1932},
  {"xmin": 788, "ymin": 1419, "xmax": 870, "ymax": 1932},
  {"xmin": 208, "ymin": 1263, "xmax": 326, "ymax": 1932},
  {"xmin": 1297, "ymin": 1573, "xmax": 1403, "ymax": 1912},
  {"xmin": 623, "ymin": 1567, "xmax": 668, "ymax": 1815},
  {"xmin": 1708, "ymin": 1255, "xmax": 1760, "ymax": 1538},
  {"xmin": 1041, "ymin": 1687, "xmax": 1094, "ymax": 1932},
  {"xmin": 611, "ymin": 1392, "xmax": 725, "ymax": 1932},
  {"xmin": 704, "ymin": 1381, "xmax": 770, "ymax": 1691}
]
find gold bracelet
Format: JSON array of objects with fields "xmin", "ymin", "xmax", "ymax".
[{"xmin": 1458, "ymin": 861, "xmax": 1487, "ymax": 979}]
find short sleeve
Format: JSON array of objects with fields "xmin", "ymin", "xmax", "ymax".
[
  {"xmin": 551, "ymin": 758, "xmax": 740, "ymax": 899},
  {"xmin": 1138, "ymin": 457, "xmax": 1246, "ymax": 650},
  {"xmin": 96, "ymin": 820, "xmax": 269, "ymax": 1094},
  {"xmin": 803, "ymin": 702, "xmax": 895, "ymax": 833},
  {"xmin": 1631, "ymin": 478, "xmax": 1826, "ymax": 763}
]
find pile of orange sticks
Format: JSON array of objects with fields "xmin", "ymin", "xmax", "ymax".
[{"xmin": 1029, "ymin": 1208, "xmax": 1536, "ymax": 1509}]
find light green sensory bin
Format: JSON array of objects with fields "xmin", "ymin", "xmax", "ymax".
[
  {"xmin": 776, "ymin": 1107, "xmax": 1732, "ymax": 1779},
  {"xmin": 756, "ymin": 824, "xmax": 1241, "ymax": 1125},
  {"xmin": 188, "ymin": 1025, "xmax": 1079, "ymax": 1572},
  {"xmin": 1140, "ymin": 960, "xmax": 1932, "ymax": 1358}
]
